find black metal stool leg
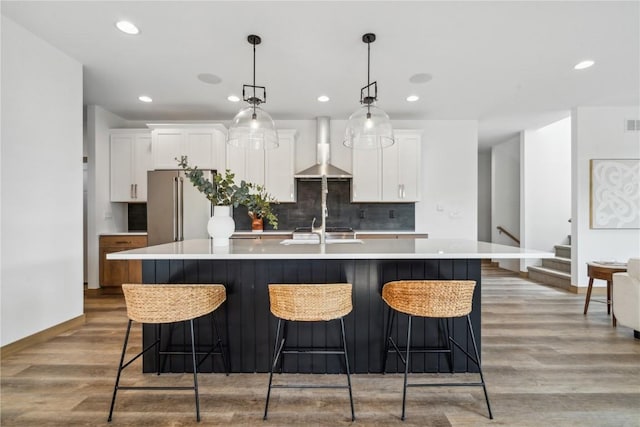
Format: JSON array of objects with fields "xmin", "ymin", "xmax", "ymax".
[
  {"xmin": 401, "ymin": 315, "xmax": 412, "ymax": 421},
  {"xmin": 156, "ymin": 323, "xmax": 161, "ymax": 375},
  {"xmin": 211, "ymin": 312, "xmax": 229, "ymax": 375},
  {"xmin": 340, "ymin": 318, "xmax": 355, "ymax": 421},
  {"xmin": 189, "ymin": 319, "xmax": 201, "ymax": 422},
  {"xmin": 160, "ymin": 322, "xmax": 175, "ymax": 374},
  {"xmin": 108, "ymin": 319, "xmax": 132, "ymax": 422},
  {"xmin": 382, "ymin": 307, "xmax": 395, "ymax": 373},
  {"xmin": 264, "ymin": 318, "xmax": 285, "ymax": 420},
  {"xmin": 440, "ymin": 318, "xmax": 454, "ymax": 373},
  {"xmin": 467, "ymin": 315, "xmax": 493, "ymax": 419}
]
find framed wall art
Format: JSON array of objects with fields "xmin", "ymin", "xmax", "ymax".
[{"xmin": 590, "ymin": 158, "xmax": 640, "ymax": 229}]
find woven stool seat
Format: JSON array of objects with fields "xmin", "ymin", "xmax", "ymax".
[
  {"xmin": 123, "ymin": 284, "xmax": 226, "ymax": 323},
  {"xmin": 264, "ymin": 283, "xmax": 355, "ymax": 421},
  {"xmin": 109, "ymin": 283, "xmax": 228, "ymax": 423},
  {"xmin": 382, "ymin": 280, "xmax": 475, "ymax": 318},
  {"xmin": 381, "ymin": 279, "xmax": 492, "ymax": 421},
  {"xmin": 268, "ymin": 283, "xmax": 352, "ymax": 321}
]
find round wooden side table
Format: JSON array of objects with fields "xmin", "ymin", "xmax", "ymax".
[{"xmin": 584, "ymin": 262, "xmax": 628, "ymax": 326}]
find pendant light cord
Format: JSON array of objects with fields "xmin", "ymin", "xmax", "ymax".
[
  {"xmin": 366, "ymin": 39, "xmax": 371, "ymax": 118},
  {"xmin": 252, "ymin": 40, "xmax": 257, "ymax": 119}
]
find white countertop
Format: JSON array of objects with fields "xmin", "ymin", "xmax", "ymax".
[
  {"xmin": 107, "ymin": 238, "xmax": 553, "ymax": 261},
  {"xmin": 232, "ymin": 231, "xmax": 293, "ymax": 236},
  {"xmin": 99, "ymin": 232, "xmax": 148, "ymax": 236}
]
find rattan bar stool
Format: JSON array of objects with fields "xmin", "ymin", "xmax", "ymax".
[
  {"xmin": 264, "ymin": 283, "xmax": 355, "ymax": 421},
  {"xmin": 108, "ymin": 284, "xmax": 227, "ymax": 423},
  {"xmin": 381, "ymin": 280, "xmax": 493, "ymax": 420}
]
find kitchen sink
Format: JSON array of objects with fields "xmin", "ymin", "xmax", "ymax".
[{"xmin": 292, "ymin": 226, "xmax": 356, "ymax": 241}]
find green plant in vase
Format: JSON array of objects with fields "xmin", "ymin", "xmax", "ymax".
[
  {"xmin": 245, "ymin": 185, "xmax": 279, "ymax": 231},
  {"xmin": 177, "ymin": 156, "xmax": 251, "ymax": 207},
  {"xmin": 177, "ymin": 156, "xmax": 278, "ymax": 236}
]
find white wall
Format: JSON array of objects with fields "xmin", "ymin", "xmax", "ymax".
[
  {"xmin": 1, "ymin": 17, "xmax": 83, "ymax": 345},
  {"xmin": 478, "ymin": 151, "xmax": 492, "ymax": 242},
  {"xmin": 85, "ymin": 106, "xmax": 131, "ymax": 289},
  {"xmin": 572, "ymin": 106, "xmax": 640, "ymax": 287},
  {"xmin": 491, "ymin": 136, "xmax": 520, "ymax": 271},
  {"xmin": 520, "ymin": 117, "xmax": 572, "ymax": 271},
  {"xmin": 414, "ymin": 120, "xmax": 478, "ymax": 238}
]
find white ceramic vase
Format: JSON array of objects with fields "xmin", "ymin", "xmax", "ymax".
[{"xmin": 207, "ymin": 205, "xmax": 235, "ymax": 246}]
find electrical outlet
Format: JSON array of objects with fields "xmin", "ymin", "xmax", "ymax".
[
  {"xmin": 389, "ymin": 209, "xmax": 395, "ymax": 219},
  {"xmin": 359, "ymin": 209, "xmax": 366, "ymax": 219}
]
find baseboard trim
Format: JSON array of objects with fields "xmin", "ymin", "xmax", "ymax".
[
  {"xmin": 0, "ymin": 314, "xmax": 86, "ymax": 358},
  {"xmin": 569, "ymin": 285, "xmax": 607, "ymax": 295}
]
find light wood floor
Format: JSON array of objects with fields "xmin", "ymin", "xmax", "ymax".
[{"xmin": 2, "ymin": 267, "xmax": 639, "ymax": 426}]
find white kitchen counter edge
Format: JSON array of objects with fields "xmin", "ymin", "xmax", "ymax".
[
  {"xmin": 107, "ymin": 238, "xmax": 554, "ymax": 260},
  {"xmin": 99, "ymin": 232, "xmax": 148, "ymax": 236}
]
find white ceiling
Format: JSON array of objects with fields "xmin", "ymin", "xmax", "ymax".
[{"xmin": 2, "ymin": 1, "xmax": 639, "ymax": 150}]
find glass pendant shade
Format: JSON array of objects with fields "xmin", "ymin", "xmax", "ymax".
[
  {"xmin": 343, "ymin": 104, "xmax": 394, "ymax": 149},
  {"xmin": 227, "ymin": 105, "xmax": 279, "ymax": 150}
]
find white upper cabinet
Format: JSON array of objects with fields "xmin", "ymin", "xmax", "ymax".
[
  {"xmin": 352, "ymin": 147, "xmax": 382, "ymax": 202},
  {"xmin": 226, "ymin": 143, "xmax": 264, "ymax": 186},
  {"xmin": 382, "ymin": 130, "xmax": 422, "ymax": 202},
  {"xmin": 351, "ymin": 130, "xmax": 422, "ymax": 202},
  {"xmin": 265, "ymin": 130, "xmax": 297, "ymax": 202},
  {"xmin": 149, "ymin": 124, "xmax": 226, "ymax": 171},
  {"xmin": 227, "ymin": 129, "xmax": 297, "ymax": 202},
  {"xmin": 110, "ymin": 129, "xmax": 153, "ymax": 202}
]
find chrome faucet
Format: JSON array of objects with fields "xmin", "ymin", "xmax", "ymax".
[{"xmin": 311, "ymin": 175, "xmax": 328, "ymax": 244}]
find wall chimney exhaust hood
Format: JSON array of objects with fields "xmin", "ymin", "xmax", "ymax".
[{"xmin": 294, "ymin": 117, "xmax": 352, "ymax": 179}]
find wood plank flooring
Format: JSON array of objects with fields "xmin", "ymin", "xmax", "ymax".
[{"xmin": 2, "ymin": 266, "xmax": 639, "ymax": 426}]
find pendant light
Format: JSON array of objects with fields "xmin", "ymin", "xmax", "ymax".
[
  {"xmin": 343, "ymin": 33, "xmax": 394, "ymax": 150},
  {"xmin": 227, "ymin": 34, "xmax": 278, "ymax": 150}
]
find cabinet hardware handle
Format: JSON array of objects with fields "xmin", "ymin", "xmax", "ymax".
[
  {"xmin": 173, "ymin": 177, "xmax": 179, "ymax": 241},
  {"xmin": 398, "ymin": 184, "xmax": 402, "ymax": 199},
  {"xmin": 134, "ymin": 183, "xmax": 137, "ymax": 199},
  {"xmin": 130, "ymin": 184, "xmax": 134, "ymax": 199},
  {"xmin": 115, "ymin": 240, "xmax": 131, "ymax": 244}
]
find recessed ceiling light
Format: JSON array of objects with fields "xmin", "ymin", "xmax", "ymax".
[
  {"xmin": 138, "ymin": 95, "xmax": 152, "ymax": 103},
  {"xmin": 317, "ymin": 95, "xmax": 330, "ymax": 102},
  {"xmin": 227, "ymin": 95, "xmax": 240, "ymax": 102},
  {"xmin": 409, "ymin": 73, "xmax": 433, "ymax": 84},
  {"xmin": 406, "ymin": 95, "xmax": 419, "ymax": 102},
  {"xmin": 115, "ymin": 21, "xmax": 140, "ymax": 35},
  {"xmin": 574, "ymin": 60, "xmax": 595, "ymax": 70},
  {"xmin": 197, "ymin": 73, "xmax": 222, "ymax": 84}
]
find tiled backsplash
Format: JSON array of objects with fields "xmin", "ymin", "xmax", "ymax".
[
  {"xmin": 233, "ymin": 180, "xmax": 415, "ymax": 231},
  {"xmin": 128, "ymin": 203, "xmax": 148, "ymax": 231}
]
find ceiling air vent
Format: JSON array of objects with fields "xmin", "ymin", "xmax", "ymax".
[{"xmin": 625, "ymin": 119, "xmax": 640, "ymax": 131}]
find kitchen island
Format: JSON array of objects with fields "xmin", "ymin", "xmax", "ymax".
[{"xmin": 108, "ymin": 238, "xmax": 552, "ymax": 374}]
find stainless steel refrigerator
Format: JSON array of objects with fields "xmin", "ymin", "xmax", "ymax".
[{"xmin": 146, "ymin": 170, "xmax": 215, "ymax": 246}]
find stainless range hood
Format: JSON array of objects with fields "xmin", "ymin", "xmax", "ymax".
[{"xmin": 294, "ymin": 117, "xmax": 351, "ymax": 178}]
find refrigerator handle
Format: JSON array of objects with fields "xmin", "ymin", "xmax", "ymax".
[
  {"xmin": 173, "ymin": 177, "xmax": 179, "ymax": 241},
  {"xmin": 178, "ymin": 177, "xmax": 184, "ymax": 241}
]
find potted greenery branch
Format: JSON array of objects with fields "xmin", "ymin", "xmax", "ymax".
[
  {"xmin": 245, "ymin": 184, "xmax": 279, "ymax": 231},
  {"xmin": 177, "ymin": 156, "xmax": 251, "ymax": 207},
  {"xmin": 177, "ymin": 156, "xmax": 278, "ymax": 242}
]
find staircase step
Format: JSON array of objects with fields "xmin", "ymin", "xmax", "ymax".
[
  {"xmin": 542, "ymin": 256, "xmax": 571, "ymax": 273},
  {"xmin": 527, "ymin": 265, "xmax": 571, "ymax": 290},
  {"xmin": 554, "ymin": 244, "xmax": 571, "ymax": 259}
]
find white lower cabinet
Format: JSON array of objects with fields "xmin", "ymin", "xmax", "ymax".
[
  {"xmin": 351, "ymin": 130, "xmax": 422, "ymax": 202},
  {"xmin": 227, "ymin": 129, "xmax": 297, "ymax": 202},
  {"xmin": 149, "ymin": 124, "xmax": 227, "ymax": 171},
  {"xmin": 110, "ymin": 130, "xmax": 153, "ymax": 202}
]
